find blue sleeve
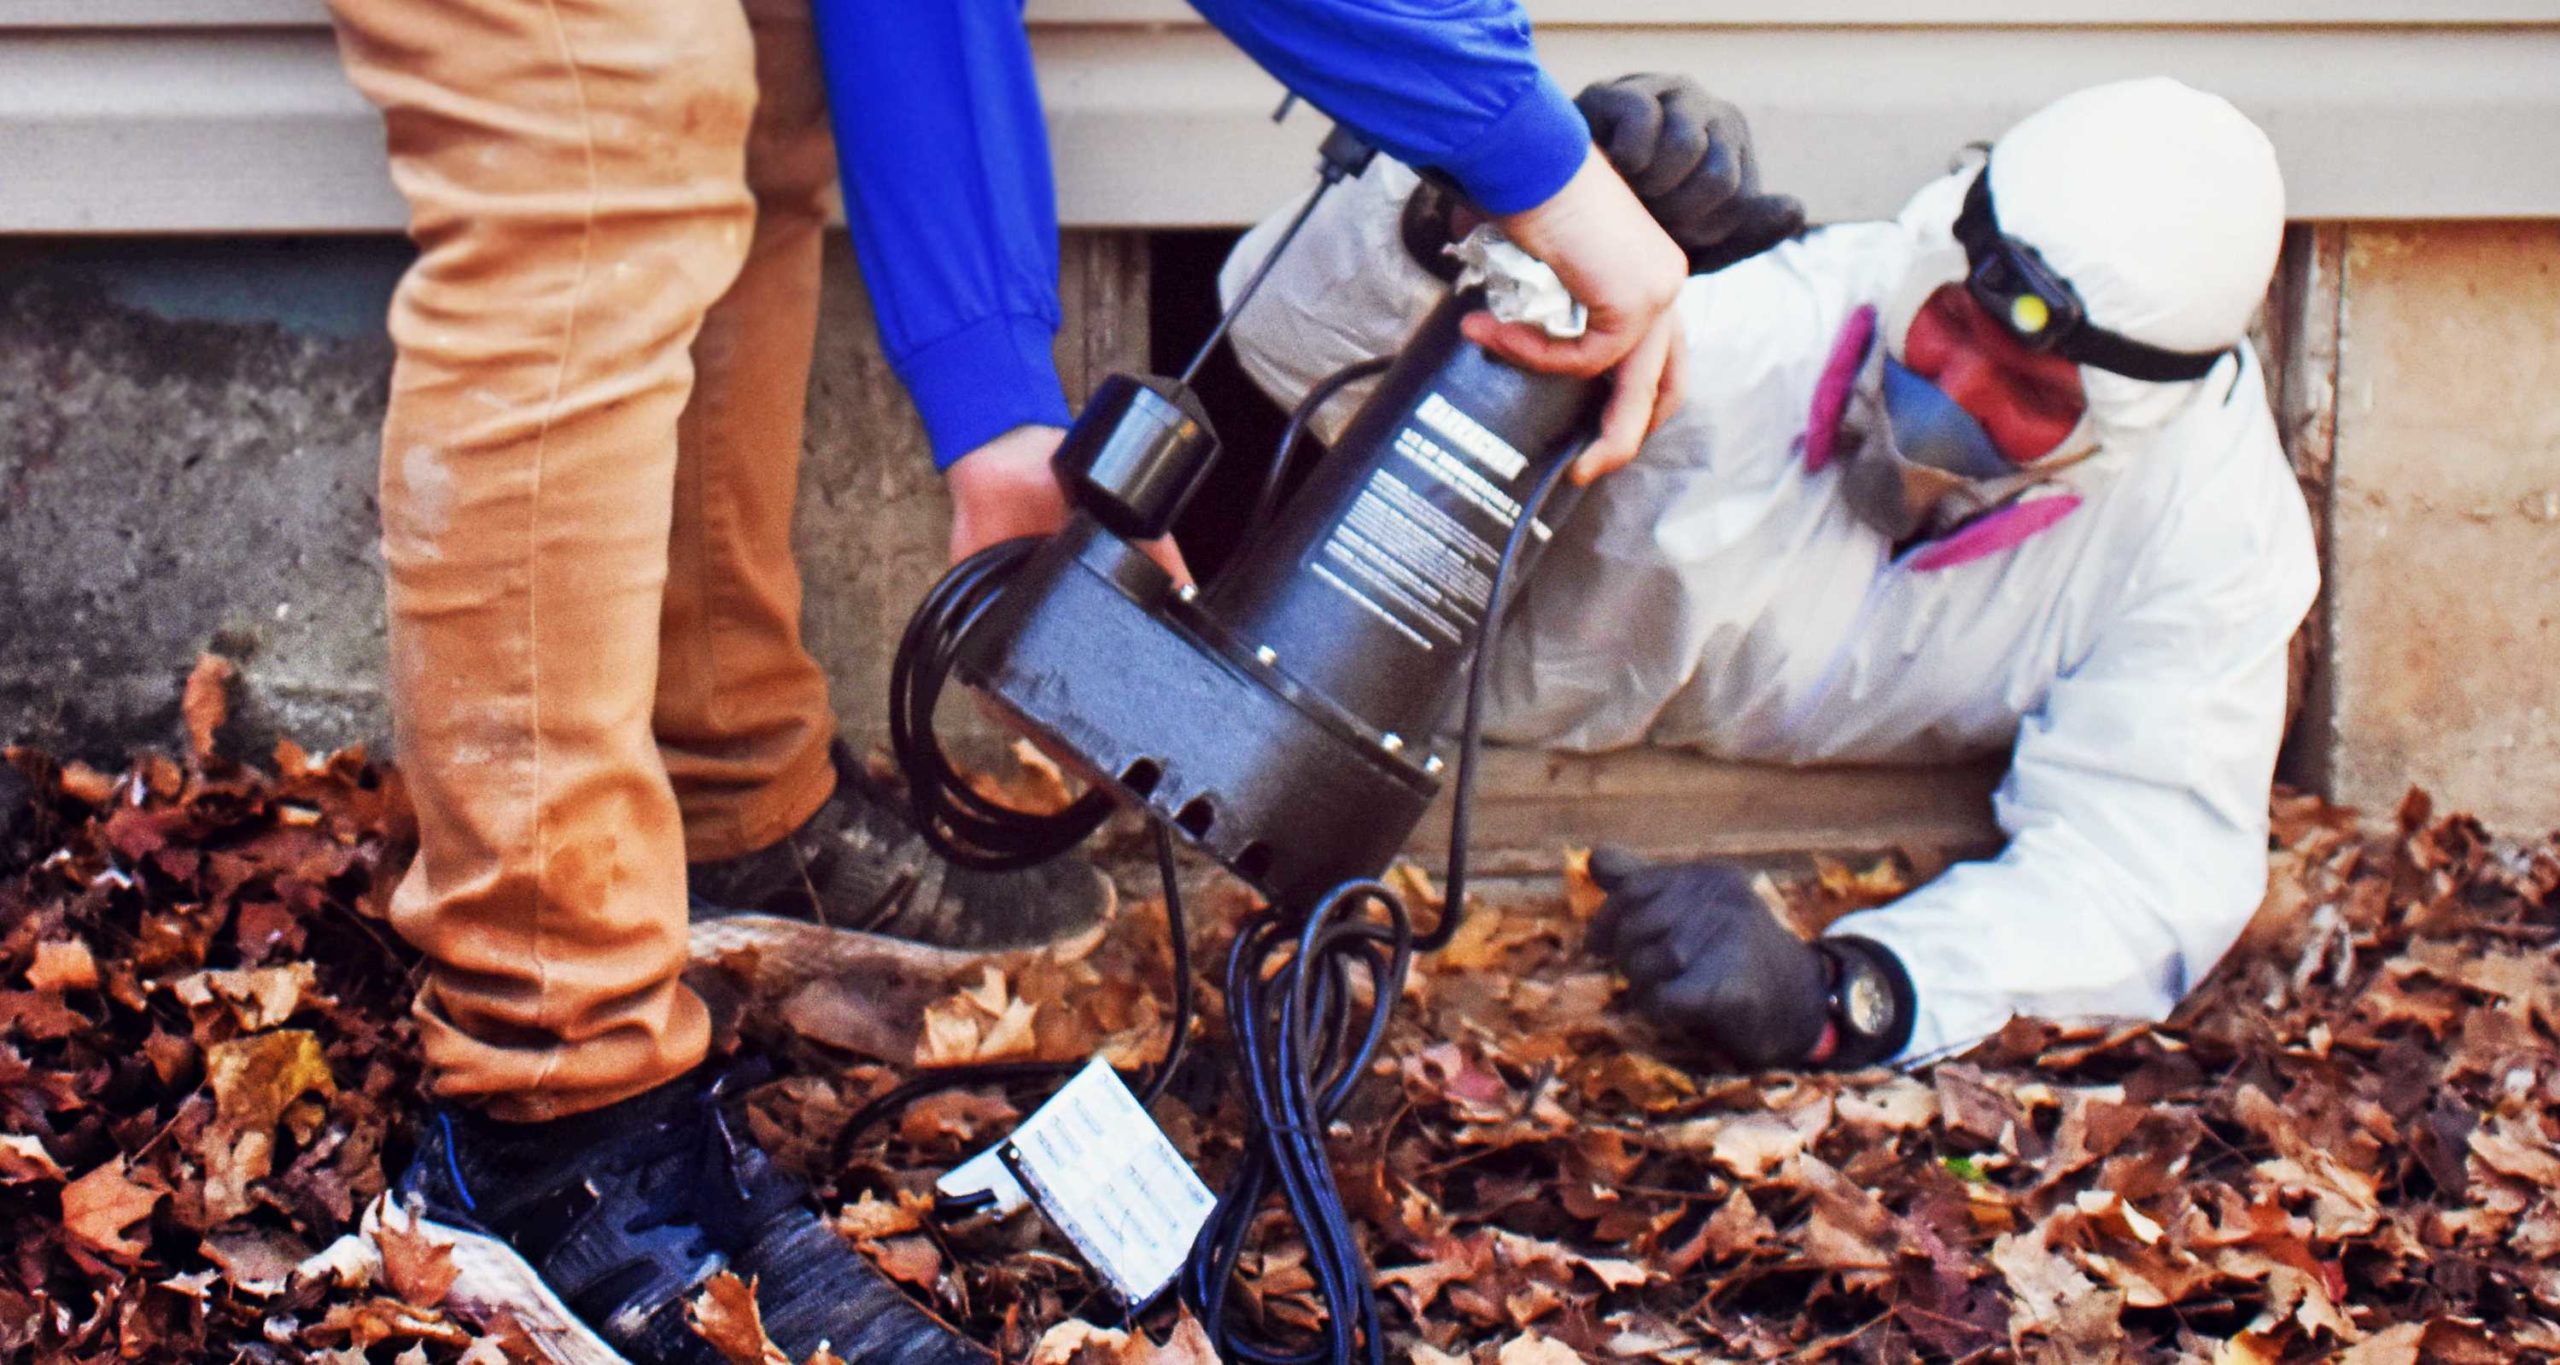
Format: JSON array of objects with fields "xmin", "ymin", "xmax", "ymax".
[
  {"xmin": 810, "ymin": 0, "xmax": 1071, "ymax": 470},
  {"xmin": 1185, "ymin": 0, "xmax": 1590, "ymax": 216},
  {"xmin": 811, "ymin": 0, "xmax": 1589, "ymax": 471}
]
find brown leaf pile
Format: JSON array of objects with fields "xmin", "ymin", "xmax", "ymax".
[
  {"xmin": 0, "ymin": 700, "xmax": 491, "ymax": 1361},
  {"xmin": 7, "ymin": 674, "xmax": 2560, "ymax": 1363},
  {"xmin": 820, "ymin": 792, "xmax": 2560, "ymax": 1364}
]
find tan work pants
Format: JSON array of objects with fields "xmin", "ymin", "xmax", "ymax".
[{"xmin": 326, "ymin": 0, "xmax": 842, "ymax": 1119}]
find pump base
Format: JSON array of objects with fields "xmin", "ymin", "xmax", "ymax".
[{"xmin": 956, "ymin": 519, "xmax": 1439, "ymax": 909}]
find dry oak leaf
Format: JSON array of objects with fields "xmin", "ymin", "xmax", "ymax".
[
  {"xmin": 24, "ymin": 938, "xmax": 100, "ymax": 993},
  {"xmin": 914, "ymin": 965, "xmax": 1041, "ymax": 1067},
  {"xmin": 687, "ymin": 1271, "xmax": 790, "ymax": 1365},
  {"xmin": 1989, "ymin": 1217, "xmax": 2099, "ymax": 1339},
  {"xmin": 1026, "ymin": 1313, "xmax": 1221, "ymax": 1365},
  {"xmin": 62, "ymin": 1156, "xmax": 166, "ymax": 1262},
  {"xmin": 174, "ymin": 961, "xmax": 324, "ymax": 1031},
  {"xmin": 0, "ymin": 1132, "xmax": 66, "ymax": 1183},
  {"xmin": 209, "ymin": 1028, "xmax": 337, "ymax": 1133},
  {"xmin": 1655, "ymin": 1094, "xmax": 1833, "ymax": 1179},
  {"xmin": 1836, "ymin": 1074, "xmax": 1939, "ymax": 1135},
  {"xmin": 860, "ymin": 1234, "xmax": 943, "ymax": 1292},
  {"xmin": 201, "ymin": 1225, "xmax": 313, "ymax": 1296},
  {"xmin": 374, "ymin": 1203, "xmax": 461, "ymax": 1310},
  {"xmin": 202, "ymin": 1028, "xmax": 338, "ymax": 1220},
  {"xmin": 1493, "ymin": 1331, "xmax": 1587, "ymax": 1365},
  {"xmin": 184, "ymin": 652, "xmax": 238, "ymax": 767},
  {"xmin": 1561, "ymin": 847, "xmax": 1606, "ymax": 922},
  {"xmin": 834, "ymin": 1188, "xmax": 929, "ymax": 1241},
  {"xmin": 2466, "ymin": 1116, "xmax": 2560, "ymax": 1187}
]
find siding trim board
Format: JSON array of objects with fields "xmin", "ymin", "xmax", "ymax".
[{"xmin": 4, "ymin": 11, "xmax": 2558, "ymax": 230}]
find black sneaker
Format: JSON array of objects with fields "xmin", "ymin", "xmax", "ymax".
[
  {"xmin": 393, "ymin": 1068, "xmax": 987, "ymax": 1365},
  {"xmin": 688, "ymin": 742, "xmax": 1111, "ymax": 954}
]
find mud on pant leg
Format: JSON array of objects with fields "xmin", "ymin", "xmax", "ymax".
[
  {"xmin": 658, "ymin": 0, "xmax": 844, "ymax": 865},
  {"xmin": 324, "ymin": 0, "xmax": 757, "ymax": 1120}
]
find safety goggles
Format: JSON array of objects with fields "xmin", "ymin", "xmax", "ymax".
[{"xmin": 1951, "ymin": 164, "xmax": 2230, "ymax": 384}]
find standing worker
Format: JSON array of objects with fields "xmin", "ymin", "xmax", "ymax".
[{"xmin": 316, "ymin": 0, "xmax": 1687, "ymax": 1358}]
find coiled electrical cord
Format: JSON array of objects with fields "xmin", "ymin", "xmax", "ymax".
[
  {"xmin": 1183, "ymin": 879, "xmax": 1409, "ymax": 1365},
  {"xmin": 886, "ymin": 537, "xmax": 1114, "ymax": 871},
  {"xmin": 1180, "ymin": 432, "xmax": 1578, "ymax": 1365}
]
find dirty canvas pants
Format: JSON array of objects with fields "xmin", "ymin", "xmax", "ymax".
[{"xmin": 326, "ymin": 0, "xmax": 841, "ymax": 1120}]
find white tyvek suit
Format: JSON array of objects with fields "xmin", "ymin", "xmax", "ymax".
[{"xmin": 1220, "ymin": 80, "xmax": 2319, "ymax": 1060}]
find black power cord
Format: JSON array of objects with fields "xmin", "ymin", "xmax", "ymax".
[
  {"xmin": 887, "ymin": 536, "xmax": 1114, "ymax": 872},
  {"xmin": 1249, "ymin": 355, "xmax": 1394, "ymax": 534},
  {"xmin": 1179, "ymin": 439, "xmax": 1577, "ymax": 1365}
]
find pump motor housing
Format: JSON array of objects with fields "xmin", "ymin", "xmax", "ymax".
[{"xmin": 952, "ymin": 292, "xmax": 1600, "ymax": 907}]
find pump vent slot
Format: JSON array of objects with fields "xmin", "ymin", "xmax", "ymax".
[
  {"xmin": 1119, "ymin": 758, "xmax": 1163, "ymax": 798},
  {"xmin": 1175, "ymin": 797, "xmax": 1217, "ymax": 839},
  {"xmin": 1233, "ymin": 841, "xmax": 1275, "ymax": 885}
]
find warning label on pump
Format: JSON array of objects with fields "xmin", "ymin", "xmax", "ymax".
[{"xmin": 1314, "ymin": 391, "xmax": 1530, "ymax": 653}]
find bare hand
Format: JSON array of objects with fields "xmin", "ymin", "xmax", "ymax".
[
  {"xmin": 945, "ymin": 424, "xmax": 1190, "ymax": 581},
  {"xmin": 1467, "ymin": 146, "xmax": 1688, "ymax": 484}
]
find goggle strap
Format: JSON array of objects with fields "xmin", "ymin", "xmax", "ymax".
[
  {"xmin": 2055, "ymin": 327, "xmax": 2229, "ymax": 384},
  {"xmin": 1955, "ymin": 165, "xmax": 2232, "ymax": 386}
]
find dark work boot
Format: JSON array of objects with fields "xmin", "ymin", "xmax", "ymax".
[
  {"xmin": 393, "ymin": 1069, "xmax": 988, "ymax": 1364},
  {"xmin": 688, "ymin": 742, "xmax": 1110, "ymax": 953}
]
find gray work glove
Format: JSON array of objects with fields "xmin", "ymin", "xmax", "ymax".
[
  {"xmin": 1587, "ymin": 848, "xmax": 1829, "ymax": 1069},
  {"xmin": 1573, "ymin": 75, "xmax": 1806, "ymax": 274}
]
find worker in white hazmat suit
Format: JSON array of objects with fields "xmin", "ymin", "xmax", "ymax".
[{"xmin": 1219, "ymin": 77, "xmax": 2317, "ymax": 1069}]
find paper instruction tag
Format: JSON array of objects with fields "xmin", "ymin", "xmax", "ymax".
[{"xmin": 993, "ymin": 1057, "xmax": 1216, "ymax": 1308}]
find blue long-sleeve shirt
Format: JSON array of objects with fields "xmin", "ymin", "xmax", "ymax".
[{"xmin": 810, "ymin": 0, "xmax": 1589, "ymax": 469}]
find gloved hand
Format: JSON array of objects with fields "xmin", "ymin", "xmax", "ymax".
[
  {"xmin": 1585, "ymin": 847, "xmax": 1829, "ymax": 1069},
  {"xmin": 1573, "ymin": 75, "xmax": 1807, "ymax": 275}
]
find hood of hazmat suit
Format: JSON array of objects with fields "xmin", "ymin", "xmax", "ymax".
[{"xmin": 1219, "ymin": 78, "xmax": 2317, "ymax": 1063}]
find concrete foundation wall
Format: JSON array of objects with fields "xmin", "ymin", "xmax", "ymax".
[
  {"xmin": 0, "ymin": 233, "xmax": 1143, "ymax": 763},
  {"xmin": 2320, "ymin": 222, "xmax": 2560, "ymax": 834}
]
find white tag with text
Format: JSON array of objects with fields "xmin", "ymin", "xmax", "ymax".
[{"xmin": 998, "ymin": 1058, "xmax": 1216, "ymax": 1308}]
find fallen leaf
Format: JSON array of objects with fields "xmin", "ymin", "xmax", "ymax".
[
  {"xmin": 173, "ymin": 962, "xmax": 323, "ymax": 1031},
  {"xmin": 374, "ymin": 1206, "xmax": 459, "ymax": 1310},
  {"xmin": 686, "ymin": 1272, "xmax": 788, "ymax": 1365},
  {"xmin": 1561, "ymin": 847, "xmax": 1606, "ymax": 922},
  {"xmin": 1494, "ymin": 1331, "xmax": 1586, "ymax": 1365},
  {"xmin": 62, "ymin": 1157, "xmax": 165, "ymax": 1262},
  {"xmin": 861, "ymin": 1235, "xmax": 943, "ymax": 1292},
  {"xmin": 0, "ymin": 1133, "xmax": 65, "ymax": 1183},
  {"xmin": 183, "ymin": 653, "xmax": 237, "ymax": 767},
  {"xmin": 1026, "ymin": 1313, "xmax": 1222, "ymax": 1364},
  {"xmin": 24, "ymin": 939, "xmax": 99, "ymax": 993}
]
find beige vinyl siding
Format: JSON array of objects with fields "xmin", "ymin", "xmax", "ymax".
[{"xmin": 3, "ymin": 2, "xmax": 2557, "ymax": 230}]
